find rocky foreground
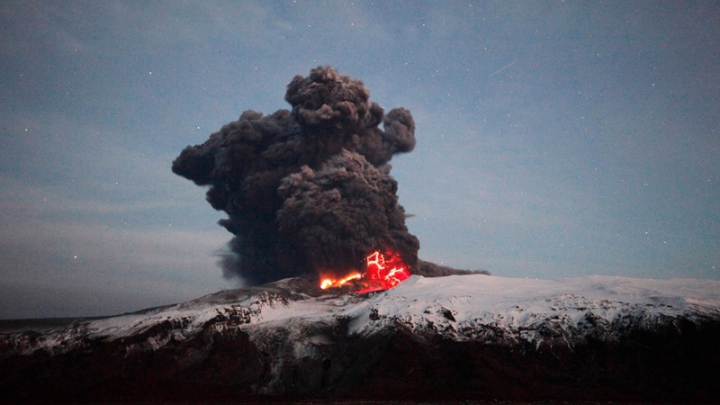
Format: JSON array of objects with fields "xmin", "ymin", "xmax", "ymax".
[{"xmin": 1, "ymin": 274, "xmax": 719, "ymax": 404}]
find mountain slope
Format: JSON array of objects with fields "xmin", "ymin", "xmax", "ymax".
[{"xmin": 2, "ymin": 275, "xmax": 719, "ymax": 403}]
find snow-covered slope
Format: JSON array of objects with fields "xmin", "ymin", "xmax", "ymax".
[
  {"xmin": 4, "ymin": 274, "xmax": 718, "ymax": 355},
  {"xmin": 352, "ymin": 275, "xmax": 720, "ymax": 343},
  {"xmin": 2, "ymin": 274, "xmax": 719, "ymax": 403}
]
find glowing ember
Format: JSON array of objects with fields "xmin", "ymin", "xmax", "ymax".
[
  {"xmin": 319, "ymin": 250, "xmax": 411, "ymax": 293},
  {"xmin": 320, "ymin": 272, "xmax": 362, "ymax": 289}
]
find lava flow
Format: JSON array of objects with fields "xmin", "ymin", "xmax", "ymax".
[{"xmin": 320, "ymin": 250, "xmax": 411, "ymax": 294}]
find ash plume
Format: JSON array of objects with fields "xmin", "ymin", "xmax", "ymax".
[
  {"xmin": 414, "ymin": 260, "xmax": 491, "ymax": 277},
  {"xmin": 173, "ymin": 66, "xmax": 420, "ymax": 285}
]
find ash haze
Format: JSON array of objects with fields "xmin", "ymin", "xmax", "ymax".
[{"xmin": 1, "ymin": 1, "xmax": 718, "ymax": 319}]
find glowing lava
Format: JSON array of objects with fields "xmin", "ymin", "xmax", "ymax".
[
  {"xmin": 320, "ymin": 250, "xmax": 411, "ymax": 294},
  {"xmin": 319, "ymin": 272, "xmax": 362, "ymax": 289}
]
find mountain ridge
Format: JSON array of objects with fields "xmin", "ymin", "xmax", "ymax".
[{"xmin": 2, "ymin": 274, "xmax": 719, "ymax": 403}]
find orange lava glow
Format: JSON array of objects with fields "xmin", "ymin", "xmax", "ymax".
[
  {"xmin": 319, "ymin": 250, "xmax": 411, "ymax": 294},
  {"xmin": 319, "ymin": 272, "xmax": 362, "ymax": 289}
]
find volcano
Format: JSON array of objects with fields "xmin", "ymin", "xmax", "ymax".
[{"xmin": 2, "ymin": 274, "xmax": 719, "ymax": 404}]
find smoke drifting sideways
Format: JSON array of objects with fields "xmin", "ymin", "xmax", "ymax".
[{"xmin": 173, "ymin": 66, "xmax": 480, "ymax": 286}]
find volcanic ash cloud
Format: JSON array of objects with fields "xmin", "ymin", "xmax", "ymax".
[{"xmin": 172, "ymin": 66, "xmax": 419, "ymax": 285}]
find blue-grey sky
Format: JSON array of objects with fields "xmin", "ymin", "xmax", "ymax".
[{"xmin": 1, "ymin": 1, "xmax": 718, "ymax": 319}]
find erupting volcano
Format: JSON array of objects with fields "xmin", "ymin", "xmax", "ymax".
[
  {"xmin": 173, "ymin": 66, "xmax": 421, "ymax": 288},
  {"xmin": 320, "ymin": 249, "xmax": 411, "ymax": 293}
]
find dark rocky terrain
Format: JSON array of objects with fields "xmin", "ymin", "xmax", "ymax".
[{"xmin": 1, "ymin": 275, "xmax": 719, "ymax": 404}]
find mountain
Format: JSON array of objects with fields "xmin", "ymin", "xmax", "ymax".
[{"xmin": 2, "ymin": 274, "xmax": 719, "ymax": 403}]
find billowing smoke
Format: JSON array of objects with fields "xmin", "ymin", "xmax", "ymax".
[{"xmin": 173, "ymin": 66, "xmax": 421, "ymax": 285}]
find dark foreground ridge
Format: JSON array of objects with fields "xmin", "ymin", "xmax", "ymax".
[{"xmin": 1, "ymin": 275, "xmax": 719, "ymax": 404}]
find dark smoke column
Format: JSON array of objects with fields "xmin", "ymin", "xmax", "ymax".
[{"xmin": 173, "ymin": 66, "xmax": 419, "ymax": 285}]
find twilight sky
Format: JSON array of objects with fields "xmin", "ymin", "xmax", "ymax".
[{"xmin": 1, "ymin": 1, "xmax": 718, "ymax": 319}]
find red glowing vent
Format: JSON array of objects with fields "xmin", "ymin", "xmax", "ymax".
[{"xmin": 320, "ymin": 250, "xmax": 410, "ymax": 294}]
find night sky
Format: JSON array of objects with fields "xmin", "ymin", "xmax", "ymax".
[{"xmin": 1, "ymin": 1, "xmax": 718, "ymax": 319}]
